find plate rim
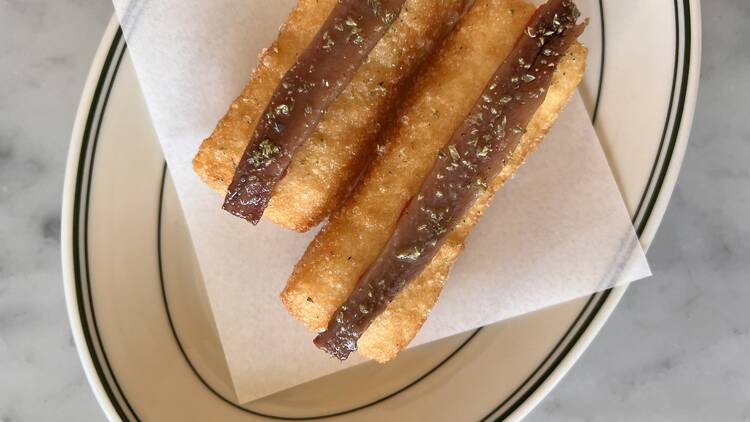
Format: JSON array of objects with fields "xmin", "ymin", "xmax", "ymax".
[
  {"xmin": 61, "ymin": 1, "xmax": 702, "ymax": 420},
  {"xmin": 62, "ymin": 18, "xmax": 124, "ymax": 421}
]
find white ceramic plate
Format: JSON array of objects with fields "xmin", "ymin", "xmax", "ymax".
[{"xmin": 62, "ymin": 1, "xmax": 701, "ymax": 420}]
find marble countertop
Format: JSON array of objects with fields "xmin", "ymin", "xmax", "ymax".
[{"xmin": 1, "ymin": 1, "xmax": 748, "ymax": 421}]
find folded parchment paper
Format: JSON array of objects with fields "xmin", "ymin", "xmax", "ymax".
[{"xmin": 112, "ymin": 0, "xmax": 651, "ymax": 403}]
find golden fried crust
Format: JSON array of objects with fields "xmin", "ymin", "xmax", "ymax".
[
  {"xmin": 193, "ymin": 0, "xmax": 468, "ymax": 232},
  {"xmin": 283, "ymin": 0, "xmax": 536, "ymax": 346},
  {"xmin": 281, "ymin": 0, "xmax": 588, "ymax": 362}
]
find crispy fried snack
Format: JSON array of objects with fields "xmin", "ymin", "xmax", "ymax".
[
  {"xmin": 193, "ymin": 0, "xmax": 468, "ymax": 231},
  {"xmin": 281, "ymin": 0, "xmax": 588, "ymax": 362}
]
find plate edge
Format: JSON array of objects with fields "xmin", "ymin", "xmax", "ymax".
[
  {"xmin": 61, "ymin": 3, "xmax": 703, "ymax": 419},
  {"xmin": 61, "ymin": 15, "xmax": 126, "ymax": 422}
]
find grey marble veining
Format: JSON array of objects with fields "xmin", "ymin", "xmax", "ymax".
[
  {"xmin": 0, "ymin": 0, "xmax": 112, "ymax": 421},
  {"xmin": 0, "ymin": 1, "xmax": 748, "ymax": 421}
]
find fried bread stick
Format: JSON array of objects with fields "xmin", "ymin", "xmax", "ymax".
[
  {"xmin": 282, "ymin": 0, "xmax": 588, "ymax": 362},
  {"xmin": 222, "ymin": 0, "xmax": 408, "ymax": 224},
  {"xmin": 193, "ymin": 0, "xmax": 468, "ymax": 231},
  {"xmin": 314, "ymin": 0, "xmax": 586, "ymax": 360}
]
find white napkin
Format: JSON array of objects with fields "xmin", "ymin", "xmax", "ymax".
[{"xmin": 111, "ymin": 0, "xmax": 650, "ymax": 403}]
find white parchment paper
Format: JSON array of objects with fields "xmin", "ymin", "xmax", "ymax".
[{"xmin": 112, "ymin": 0, "xmax": 651, "ymax": 403}]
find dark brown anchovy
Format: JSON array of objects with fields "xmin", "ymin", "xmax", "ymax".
[
  {"xmin": 223, "ymin": 0, "xmax": 407, "ymax": 224},
  {"xmin": 314, "ymin": 0, "xmax": 586, "ymax": 360}
]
